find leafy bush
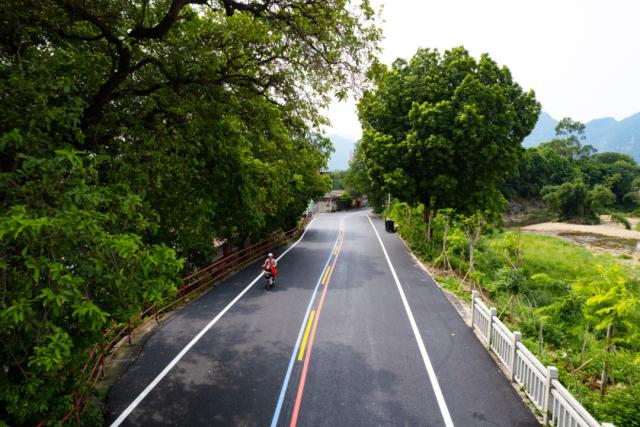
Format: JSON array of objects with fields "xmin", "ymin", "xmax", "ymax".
[
  {"xmin": 610, "ymin": 212, "xmax": 631, "ymax": 229},
  {"xmin": 542, "ymin": 180, "xmax": 602, "ymax": 223},
  {"xmin": 1, "ymin": 151, "xmax": 183, "ymax": 424}
]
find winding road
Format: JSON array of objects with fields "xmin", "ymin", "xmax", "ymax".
[{"xmin": 106, "ymin": 211, "xmax": 539, "ymax": 427}]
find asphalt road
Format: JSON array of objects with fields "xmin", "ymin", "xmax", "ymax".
[{"xmin": 106, "ymin": 211, "xmax": 539, "ymax": 427}]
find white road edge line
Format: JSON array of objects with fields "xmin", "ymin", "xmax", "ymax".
[
  {"xmin": 110, "ymin": 219, "xmax": 315, "ymax": 427},
  {"xmin": 367, "ymin": 216, "xmax": 455, "ymax": 427}
]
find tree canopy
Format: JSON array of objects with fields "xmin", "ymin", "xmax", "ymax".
[
  {"xmin": 506, "ymin": 117, "xmax": 640, "ymax": 222},
  {"xmin": 357, "ymin": 47, "xmax": 540, "ymax": 219},
  {"xmin": 1, "ymin": 1, "xmax": 379, "ymax": 423}
]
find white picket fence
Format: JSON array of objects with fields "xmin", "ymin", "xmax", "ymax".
[{"xmin": 470, "ymin": 292, "xmax": 614, "ymax": 427}]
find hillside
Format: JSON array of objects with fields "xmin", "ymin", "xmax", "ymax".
[
  {"xmin": 522, "ymin": 111, "xmax": 557, "ymax": 147},
  {"xmin": 523, "ymin": 112, "xmax": 640, "ymax": 161}
]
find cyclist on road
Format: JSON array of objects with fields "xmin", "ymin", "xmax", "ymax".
[{"xmin": 262, "ymin": 253, "xmax": 278, "ymax": 289}]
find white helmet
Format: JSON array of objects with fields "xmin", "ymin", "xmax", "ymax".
[{"xmin": 268, "ymin": 253, "xmax": 274, "ymax": 258}]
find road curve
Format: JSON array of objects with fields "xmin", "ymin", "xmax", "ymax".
[{"xmin": 106, "ymin": 211, "xmax": 538, "ymax": 427}]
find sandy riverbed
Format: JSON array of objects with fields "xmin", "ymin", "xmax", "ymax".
[
  {"xmin": 522, "ymin": 216, "xmax": 640, "ymax": 240},
  {"xmin": 521, "ymin": 216, "xmax": 640, "ymax": 261}
]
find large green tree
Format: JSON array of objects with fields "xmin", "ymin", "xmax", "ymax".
[
  {"xmin": 358, "ymin": 47, "xmax": 540, "ymax": 231},
  {"xmin": 1, "ymin": 1, "xmax": 379, "ymax": 423},
  {"xmin": 539, "ymin": 117, "xmax": 596, "ymax": 161},
  {"xmin": 505, "ymin": 146, "xmax": 578, "ymax": 199},
  {"xmin": 505, "ymin": 117, "xmax": 640, "ymax": 215},
  {"xmin": 2, "ymin": 0, "xmax": 379, "ymax": 258}
]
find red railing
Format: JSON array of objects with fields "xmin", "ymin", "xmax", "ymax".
[{"xmin": 46, "ymin": 218, "xmax": 310, "ymax": 426}]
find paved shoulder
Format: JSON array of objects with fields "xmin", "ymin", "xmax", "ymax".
[{"xmin": 369, "ymin": 215, "xmax": 538, "ymax": 427}]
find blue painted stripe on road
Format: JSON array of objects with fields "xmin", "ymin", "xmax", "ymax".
[{"xmin": 270, "ymin": 228, "xmax": 342, "ymax": 427}]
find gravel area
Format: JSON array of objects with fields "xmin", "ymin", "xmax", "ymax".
[{"xmin": 522, "ymin": 216, "xmax": 640, "ymax": 239}]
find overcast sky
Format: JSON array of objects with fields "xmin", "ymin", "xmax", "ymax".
[{"xmin": 324, "ymin": 0, "xmax": 640, "ymax": 140}]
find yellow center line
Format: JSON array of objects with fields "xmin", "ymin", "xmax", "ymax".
[
  {"xmin": 321, "ymin": 266, "xmax": 332, "ymax": 285},
  {"xmin": 297, "ymin": 310, "xmax": 316, "ymax": 361},
  {"xmin": 333, "ymin": 231, "xmax": 344, "ymax": 255}
]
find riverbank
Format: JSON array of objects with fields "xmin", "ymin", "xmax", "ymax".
[
  {"xmin": 522, "ymin": 216, "xmax": 640, "ymax": 239},
  {"xmin": 521, "ymin": 216, "xmax": 640, "ymax": 262}
]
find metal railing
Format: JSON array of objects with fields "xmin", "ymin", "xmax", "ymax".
[
  {"xmin": 470, "ymin": 291, "xmax": 615, "ymax": 427},
  {"xmin": 46, "ymin": 218, "xmax": 310, "ymax": 426}
]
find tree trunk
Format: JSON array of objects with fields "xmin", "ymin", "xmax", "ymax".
[
  {"xmin": 422, "ymin": 206, "xmax": 431, "ymax": 242},
  {"xmin": 580, "ymin": 325, "xmax": 589, "ymax": 366},
  {"xmin": 423, "ymin": 208, "xmax": 433, "ymax": 242},
  {"xmin": 509, "ymin": 294, "xmax": 516, "ymax": 322},
  {"xmin": 463, "ymin": 241, "xmax": 476, "ymax": 281},
  {"xmin": 538, "ymin": 322, "xmax": 544, "ymax": 357},
  {"xmin": 600, "ymin": 323, "xmax": 613, "ymax": 398},
  {"xmin": 441, "ymin": 220, "xmax": 451, "ymax": 270}
]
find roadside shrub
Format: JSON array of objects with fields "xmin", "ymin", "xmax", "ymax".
[
  {"xmin": 610, "ymin": 212, "xmax": 631, "ymax": 229},
  {"xmin": 0, "ymin": 151, "xmax": 183, "ymax": 424}
]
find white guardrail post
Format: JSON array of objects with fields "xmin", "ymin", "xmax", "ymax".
[
  {"xmin": 470, "ymin": 291, "xmax": 477, "ymax": 326},
  {"xmin": 487, "ymin": 307, "xmax": 497, "ymax": 349},
  {"xmin": 542, "ymin": 366, "xmax": 558, "ymax": 425},
  {"xmin": 509, "ymin": 332, "xmax": 521, "ymax": 382}
]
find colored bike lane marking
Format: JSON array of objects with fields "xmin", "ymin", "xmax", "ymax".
[
  {"xmin": 297, "ymin": 311, "xmax": 316, "ymax": 361},
  {"xmin": 289, "ymin": 225, "xmax": 345, "ymax": 427},
  {"xmin": 270, "ymin": 224, "xmax": 343, "ymax": 427}
]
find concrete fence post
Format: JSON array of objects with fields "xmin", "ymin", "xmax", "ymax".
[
  {"xmin": 509, "ymin": 332, "xmax": 521, "ymax": 382},
  {"xmin": 487, "ymin": 307, "xmax": 497, "ymax": 348},
  {"xmin": 542, "ymin": 366, "xmax": 558, "ymax": 425},
  {"xmin": 470, "ymin": 291, "xmax": 478, "ymax": 327}
]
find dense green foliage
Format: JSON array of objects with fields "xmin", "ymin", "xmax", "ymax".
[
  {"xmin": 506, "ymin": 118, "xmax": 640, "ymax": 222},
  {"xmin": 1, "ymin": 151, "xmax": 184, "ymax": 423},
  {"xmin": 1, "ymin": 0, "xmax": 379, "ymax": 423},
  {"xmin": 344, "ymin": 141, "xmax": 384, "ymax": 210},
  {"xmin": 357, "ymin": 47, "xmax": 540, "ymax": 220},
  {"xmin": 388, "ymin": 201, "xmax": 640, "ymax": 426},
  {"xmin": 329, "ymin": 170, "xmax": 347, "ymax": 190}
]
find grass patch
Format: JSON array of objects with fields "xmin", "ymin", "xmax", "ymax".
[
  {"xmin": 476, "ymin": 232, "xmax": 631, "ymax": 283},
  {"xmin": 433, "ymin": 273, "xmax": 469, "ymax": 299}
]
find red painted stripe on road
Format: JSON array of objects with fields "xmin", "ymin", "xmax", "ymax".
[{"xmin": 289, "ymin": 230, "xmax": 344, "ymax": 427}]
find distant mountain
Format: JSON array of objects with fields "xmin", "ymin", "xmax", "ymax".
[
  {"xmin": 522, "ymin": 111, "xmax": 557, "ymax": 148},
  {"xmin": 327, "ymin": 134, "xmax": 356, "ymax": 170},
  {"xmin": 523, "ymin": 112, "xmax": 640, "ymax": 162}
]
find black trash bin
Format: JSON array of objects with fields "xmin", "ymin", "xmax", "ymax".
[{"xmin": 385, "ymin": 218, "xmax": 395, "ymax": 233}]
